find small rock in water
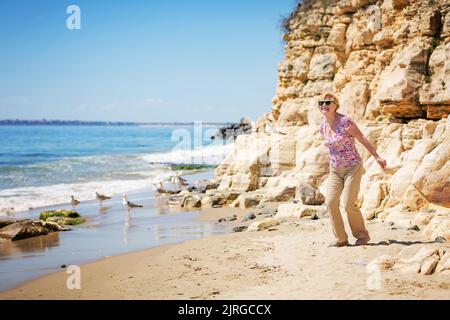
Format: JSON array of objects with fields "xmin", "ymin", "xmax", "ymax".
[
  {"xmin": 388, "ymin": 221, "xmax": 395, "ymax": 226},
  {"xmin": 407, "ymin": 225, "xmax": 420, "ymax": 232},
  {"xmin": 60, "ymin": 264, "xmax": 67, "ymax": 268},
  {"xmin": 242, "ymin": 213, "xmax": 256, "ymax": 221},
  {"xmin": 226, "ymin": 215, "xmax": 237, "ymax": 222},
  {"xmin": 217, "ymin": 218, "xmax": 226, "ymax": 223},
  {"xmin": 233, "ymin": 226, "xmax": 248, "ymax": 232}
]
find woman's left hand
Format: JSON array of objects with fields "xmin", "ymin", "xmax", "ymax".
[{"xmin": 376, "ymin": 156, "xmax": 387, "ymax": 169}]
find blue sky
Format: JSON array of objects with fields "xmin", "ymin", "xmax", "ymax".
[{"xmin": 0, "ymin": 0, "xmax": 297, "ymax": 122}]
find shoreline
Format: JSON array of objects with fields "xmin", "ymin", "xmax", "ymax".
[
  {"xmin": 1, "ymin": 205, "xmax": 449, "ymax": 300},
  {"xmin": 0, "ymin": 170, "xmax": 229, "ymax": 292},
  {"xmin": 0, "ymin": 206, "xmax": 254, "ymax": 296},
  {"xmin": 0, "ymin": 167, "xmax": 216, "ymax": 216}
]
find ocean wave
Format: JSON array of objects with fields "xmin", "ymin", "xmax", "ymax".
[
  {"xmin": 0, "ymin": 142, "xmax": 234, "ymax": 214},
  {"xmin": 0, "ymin": 170, "xmax": 175, "ymax": 214},
  {"xmin": 141, "ymin": 142, "xmax": 234, "ymax": 165}
]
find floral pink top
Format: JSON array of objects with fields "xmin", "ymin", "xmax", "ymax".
[{"xmin": 320, "ymin": 114, "xmax": 362, "ymax": 168}]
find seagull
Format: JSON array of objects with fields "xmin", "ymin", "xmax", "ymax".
[
  {"xmin": 171, "ymin": 172, "xmax": 188, "ymax": 186},
  {"xmin": 96, "ymin": 192, "xmax": 111, "ymax": 206},
  {"xmin": 70, "ymin": 195, "xmax": 80, "ymax": 207},
  {"xmin": 122, "ymin": 194, "xmax": 143, "ymax": 210}
]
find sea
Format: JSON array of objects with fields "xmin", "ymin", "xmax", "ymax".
[
  {"xmin": 0, "ymin": 124, "xmax": 234, "ymax": 214},
  {"xmin": 0, "ymin": 124, "xmax": 236, "ymax": 291}
]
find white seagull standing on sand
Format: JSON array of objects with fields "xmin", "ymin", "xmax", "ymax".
[
  {"xmin": 122, "ymin": 194, "xmax": 143, "ymax": 211},
  {"xmin": 70, "ymin": 195, "xmax": 80, "ymax": 207}
]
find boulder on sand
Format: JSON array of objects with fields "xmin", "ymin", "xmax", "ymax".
[{"xmin": 0, "ymin": 220, "xmax": 50, "ymax": 241}]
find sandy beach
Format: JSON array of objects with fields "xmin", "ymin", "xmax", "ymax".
[
  {"xmin": 2, "ymin": 0, "xmax": 450, "ymax": 303},
  {"xmin": 1, "ymin": 205, "xmax": 448, "ymax": 300}
]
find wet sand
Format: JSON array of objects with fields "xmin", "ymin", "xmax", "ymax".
[
  {"xmin": 0, "ymin": 170, "xmax": 229, "ymax": 292},
  {"xmin": 1, "ymin": 206, "xmax": 449, "ymax": 300}
]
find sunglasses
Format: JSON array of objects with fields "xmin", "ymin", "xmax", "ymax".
[{"xmin": 318, "ymin": 100, "xmax": 335, "ymax": 107}]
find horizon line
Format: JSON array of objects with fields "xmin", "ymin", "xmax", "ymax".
[{"xmin": 0, "ymin": 118, "xmax": 237, "ymax": 125}]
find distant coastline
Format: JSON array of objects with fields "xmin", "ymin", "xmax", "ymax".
[{"xmin": 0, "ymin": 119, "xmax": 233, "ymax": 126}]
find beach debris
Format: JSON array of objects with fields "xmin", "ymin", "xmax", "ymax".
[
  {"xmin": 122, "ymin": 194, "xmax": 143, "ymax": 209},
  {"xmin": 367, "ymin": 255, "xmax": 398, "ymax": 271},
  {"xmin": 233, "ymin": 226, "xmax": 248, "ymax": 232},
  {"xmin": 39, "ymin": 210, "xmax": 85, "ymax": 226},
  {"xmin": 96, "ymin": 192, "xmax": 111, "ymax": 206},
  {"xmin": 70, "ymin": 195, "xmax": 80, "ymax": 207},
  {"xmin": 247, "ymin": 218, "xmax": 280, "ymax": 232},
  {"xmin": 242, "ymin": 213, "xmax": 256, "ymax": 221},
  {"xmin": 297, "ymin": 184, "xmax": 325, "ymax": 205},
  {"xmin": 0, "ymin": 219, "xmax": 70, "ymax": 241}
]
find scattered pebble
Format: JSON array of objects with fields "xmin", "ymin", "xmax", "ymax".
[
  {"xmin": 408, "ymin": 225, "xmax": 420, "ymax": 232},
  {"xmin": 242, "ymin": 213, "xmax": 256, "ymax": 221},
  {"xmin": 233, "ymin": 226, "xmax": 248, "ymax": 232}
]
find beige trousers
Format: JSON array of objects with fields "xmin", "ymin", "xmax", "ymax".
[{"xmin": 325, "ymin": 162, "xmax": 370, "ymax": 243}]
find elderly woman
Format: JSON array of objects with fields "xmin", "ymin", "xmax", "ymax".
[{"xmin": 319, "ymin": 93, "xmax": 387, "ymax": 247}]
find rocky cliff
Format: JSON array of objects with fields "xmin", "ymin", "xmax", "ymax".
[{"xmin": 191, "ymin": 0, "xmax": 450, "ymax": 241}]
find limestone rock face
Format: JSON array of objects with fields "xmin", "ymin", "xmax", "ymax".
[{"xmin": 207, "ymin": 0, "xmax": 450, "ymax": 241}]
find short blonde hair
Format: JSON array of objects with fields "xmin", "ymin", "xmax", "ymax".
[{"xmin": 322, "ymin": 92, "xmax": 340, "ymax": 110}]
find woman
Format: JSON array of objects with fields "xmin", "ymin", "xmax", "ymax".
[{"xmin": 319, "ymin": 93, "xmax": 387, "ymax": 247}]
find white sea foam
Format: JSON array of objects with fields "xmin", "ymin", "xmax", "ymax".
[
  {"xmin": 0, "ymin": 170, "xmax": 174, "ymax": 215},
  {"xmin": 141, "ymin": 142, "xmax": 234, "ymax": 165},
  {"xmin": 0, "ymin": 142, "xmax": 235, "ymax": 215}
]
